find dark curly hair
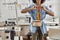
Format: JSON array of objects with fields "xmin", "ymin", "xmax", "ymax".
[{"xmin": 32, "ymin": 0, "xmax": 45, "ymax": 4}]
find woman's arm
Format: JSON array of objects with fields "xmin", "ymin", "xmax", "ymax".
[
  {"xmin": 21, "ymin": 6, "xmax": 37, "ymax": 13},
  {"xmin": 21, "ymin": 8, "xmax": 33, "ymax": 13},
  {"xmin": 41, "ymin": 6, "xmax": 54, "ymax": 16},
  {"xmin": 45, "ymin": 9, "xmax": 54, "ymax": 16}
]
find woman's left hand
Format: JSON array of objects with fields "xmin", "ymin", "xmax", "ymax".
[{"xmin": 41, "ymin": 6, "xmax": 47, "ymax": 11}]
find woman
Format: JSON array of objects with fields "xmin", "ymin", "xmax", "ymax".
[{"xmin": 21, "ymin": 0, "xmax": 54, "ymax": 40}]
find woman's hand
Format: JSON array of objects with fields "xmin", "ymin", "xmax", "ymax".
[
  {"xmin": 41, "ymin": 6, "xmax": 47, "ymax": 11},
  {"xmin": 31, "ymin": 6, "xmax": 47, "ymax": 11},
  {"xmin": 31, "ymin": 6, "xmax": 38, "ymax": 10},
  {"xmin": 31, "ymin": 6, "xmax": 42, "ymax": 10}
]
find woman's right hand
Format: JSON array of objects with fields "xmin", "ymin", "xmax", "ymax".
[{"xmin": 31, "ymin": 6, "xmax": 38, "ymax": 10}]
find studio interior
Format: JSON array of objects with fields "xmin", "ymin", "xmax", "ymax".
[{"xmin": 0, "ymin": 0, "xmax": 60, "ymax": 40}]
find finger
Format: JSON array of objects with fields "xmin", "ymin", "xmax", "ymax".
[{"xmin": 41, "ymin": 6, "xmax": 43, "ymax": 8}]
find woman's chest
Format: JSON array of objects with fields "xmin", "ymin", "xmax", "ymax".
[{"xmin": 32, "ymin": 10, "xmax": 46, "ymax": 15}]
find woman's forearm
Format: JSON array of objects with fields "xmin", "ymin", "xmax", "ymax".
[
  {"xmin": 21, "ymin": 8, "xmax": 33, "ymax": 13},
  {"xmin": 45, "ymin": 9, "xmax": 54, "ymax": 16}
]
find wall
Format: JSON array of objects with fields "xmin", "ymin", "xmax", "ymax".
[{"xmin": 0, "ymin": 0, "xmax": 59, "ymax": 21}]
